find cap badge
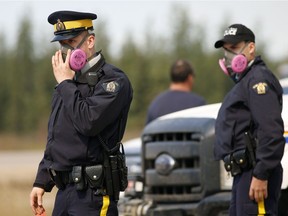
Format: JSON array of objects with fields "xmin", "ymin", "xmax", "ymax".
[
  {"xmin": 224, "ymin": 27, "xmax": 237, "ymax": 36},
  {"xmin": 253, "ymin": 82, "xmax": 268, "ymax": 95},
  {"xmin": 56, "ymin": 19, "xmax": 66, "ymax": 31}
]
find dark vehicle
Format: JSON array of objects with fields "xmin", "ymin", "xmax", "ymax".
[
  {"xmin": 122, "ymin": 116, "xmax": 230, "ymax": 216},
  {"xmin": 119, "ymin": 78, "xmax": 288, "ymax": 216}
]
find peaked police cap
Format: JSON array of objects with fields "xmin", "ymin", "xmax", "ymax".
[{"xmin": 48, "ymin": 10, "xmax": 97, "ymax": 42}]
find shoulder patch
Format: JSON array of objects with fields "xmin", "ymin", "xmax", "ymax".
[
  {"xmin": 252, "ymin": 82, "xmax": 268, "ymax": 95},
  {"xmin": 102, "ymin": 81, "xmax": 120, "ymax": 93}
]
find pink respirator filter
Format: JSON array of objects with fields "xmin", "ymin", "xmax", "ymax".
[
  {"xmin": 219, "ymin": 59, "xmax": 229, "ymax": 75},
  {"xmin": 69, "ymin": 49, "xmax": 87, "ymax": 71},
  {"xmin": 219, "ymin": 55, "xmax": 248, "ymax": 75},
  {"xmin": 231, "ymin": 55, "xmax": 248, "ymax": 73}
]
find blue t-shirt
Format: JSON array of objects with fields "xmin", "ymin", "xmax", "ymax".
[{"xmin": 146, "ymin": 90, "xmax": 206, "ymax": 124}]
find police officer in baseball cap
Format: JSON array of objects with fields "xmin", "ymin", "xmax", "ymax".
[
  {"xmin": 214, "ymin": 23, "xmax": 285, "ymax": 215},
  {"xmin": 214, "ymin": 24, "xmax": 255, "ymax": 83},
  {"xmin": 30, "ymin": 10, "xmax": 133, "ymax": 216}
]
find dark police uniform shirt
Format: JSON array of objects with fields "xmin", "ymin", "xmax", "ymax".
[
  {"xmin": 33, "ymin": 63, "xmax": 133, "ymax": 192},
  {"xmin": 214, "ymin": 56, "xmax": 285, "ymax": 180}
]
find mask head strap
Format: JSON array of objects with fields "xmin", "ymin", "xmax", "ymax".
[{"xmin": 60, "ymin": 31, "xmax": 90, "ymax": 52}]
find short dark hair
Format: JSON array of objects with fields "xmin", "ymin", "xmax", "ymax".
[{"xmin": 170, "ymin": 60, "xmax": 195, "ymax": 83}]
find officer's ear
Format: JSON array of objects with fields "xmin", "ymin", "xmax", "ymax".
[
  {"xmin": 87, "ymin": 34, "xmax": 95, "ymax": 49},
  {"xmin": 248, "ymin": 42, "xmax": 255, "ymax": 55}
]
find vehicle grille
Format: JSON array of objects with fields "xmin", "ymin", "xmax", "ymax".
[{"xmin": 142, "ymin": 118, "xmax": 218, "ymax": 203}]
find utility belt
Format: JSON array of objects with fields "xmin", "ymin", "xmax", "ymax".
[
  {"xmin": 48, "ymin": 164, "xmax": 106, "ymax": 194},
  {"xmin": 223, "ymin": 148, "xmax": 254, "ymax": 177},
  {"xmin": 48, "ymin": 144, "xmax": 128, "ymax": 202}
]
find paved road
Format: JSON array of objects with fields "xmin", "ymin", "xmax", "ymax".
[
  {"xmin": 0, "ymin": 150, "xmax": 43, "ymax": 183},
  {"xmin": 0, "ymin": 151, "xmax": 57, "ymax": 215}
]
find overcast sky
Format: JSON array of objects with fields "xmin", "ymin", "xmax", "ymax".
[{"xmin": 1, "ymin": 1, "xmax": 288, "ymax": 61}]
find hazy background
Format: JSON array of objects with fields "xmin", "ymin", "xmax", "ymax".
[
  {"xmin": 1, "ymin": 0, "xmax": 288, "ymax": 61},
  {"xmin": 1, "ymin": 1, "xmax": 288, "ymax": 215}
]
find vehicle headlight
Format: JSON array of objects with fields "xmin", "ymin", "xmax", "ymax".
[{"xmin": 155, "ymin": 153, "xmax": 176, "ymax": 175}]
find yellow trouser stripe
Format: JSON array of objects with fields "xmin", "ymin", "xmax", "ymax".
[
  {"xmin": 100, "ymin": 195, "xmax": 110, "ymax": 216},
  {"xmin": 258, "ymin": 200, "xmax": 266, "ymax": 216}
]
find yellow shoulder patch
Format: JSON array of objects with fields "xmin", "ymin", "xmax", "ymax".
[{"xmin": 252, "ymin": 82, "xmax": 268, "ymax": 95}]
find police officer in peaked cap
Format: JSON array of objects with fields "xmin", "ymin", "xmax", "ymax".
[
  {"xmin": 29, "ymin": 10, "xmax": 133, "ymax": 216},
  {"xmin": 214, "ymin": 23, "xmax": 285, "ymax": 215}
]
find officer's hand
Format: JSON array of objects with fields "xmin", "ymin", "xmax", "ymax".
[
  {"xmin": 249, "ymin": 176, "xmax": 268, "ymax": 202},
  {"xmin": 30, "ymin": 187, "xmax": 45, "ymax": 215},
  {"xmin": 52, "ymin": 49, "xmax": 75, "ymax": 84}
]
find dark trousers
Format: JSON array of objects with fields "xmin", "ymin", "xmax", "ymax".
[
  {"xmin": 229, "ymin": 165, "xmax": 283, "ymax": 216},
  {"xmin": 52, "ymin": 184, "xmax": 118, "ymax": 216}
]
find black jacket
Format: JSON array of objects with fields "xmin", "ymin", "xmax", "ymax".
[
  {"xmin": 214, "ymin": 56, "xmax": 285, "ymax": 180},
  {"xmin": 33, "ymin": 62, "xmax": 133, "ymax": 192}
]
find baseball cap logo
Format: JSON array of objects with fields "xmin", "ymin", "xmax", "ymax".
[{"xmin": 224, "ymin": 27, "xmax": 237, "ymax": 36}]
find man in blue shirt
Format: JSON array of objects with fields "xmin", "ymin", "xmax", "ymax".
[{"xmin": 146, "ymin": 59, "xmax": 206, "ymax": 124}]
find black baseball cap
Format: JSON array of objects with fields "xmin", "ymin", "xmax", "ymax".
[
  {"xmin": 214, "ymin": 24, "xmax": 255, "ymax": 48},
  {"xmin": 48, "ymin": 10, "xmax": 97, "ymax": 42}
]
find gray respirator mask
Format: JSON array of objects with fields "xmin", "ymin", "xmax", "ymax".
[
  {"xmin": 218, "ymin": 43, "xmax": 249, "ymax": 82},
  {"xmin": 60, "ymin": 33, "xmax": 89, "ymax": 71}
]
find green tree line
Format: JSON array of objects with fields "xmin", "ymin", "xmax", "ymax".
[{"xmin": 0, "ymin": 6, "xmax": 284, "ymax": 134}]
